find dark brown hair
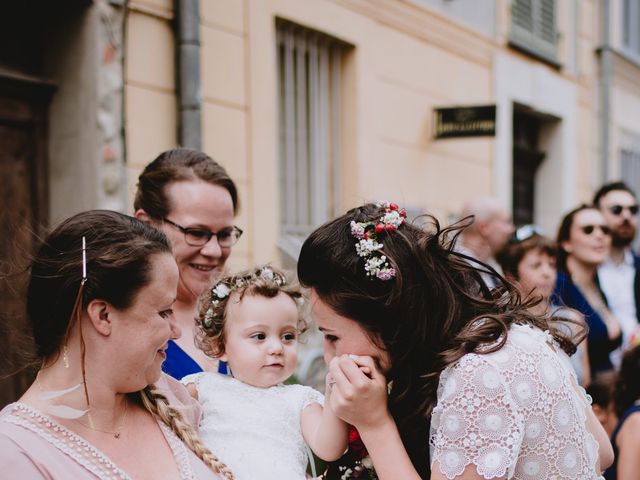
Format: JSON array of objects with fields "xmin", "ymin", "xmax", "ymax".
[
  {"xmin": 27, "ymin": 210, "xmax": 234, "ymax": 478},
  {"xmin": 195, "ymin": 266, "xmax": 305, "ymax": 359},
  {"xmin": 27, "ymin": 210, "xmax": 171, "ymax": 360},
  {"xmin": 593, "ymin": 181, "xmax": 636, "ymax": 208},
  {"xmin": 297, "ymin": 203, "xmax": 578, "ymax": 476},
  {"xmin": 134, "ymin": 148, "xmax": 239, "ymax": 219},
  {"xmin": 555, "ymin": 204, "xmax": 596, "ymax": 273},
  {"xmin": 497, "ymin": 234, "xmax": 557, "ymax": 280},
  {"xmin": 613, "ymin": 344, "xmax": 640, "ymax": 417}
]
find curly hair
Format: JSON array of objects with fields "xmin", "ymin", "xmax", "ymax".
[
  {"xmin": 195, "ymin": 266, "xmax": 306, "ymax": 359},
  {"xmin": 297, "ymin": 203, "xmax": 583, "ymax": 477}
]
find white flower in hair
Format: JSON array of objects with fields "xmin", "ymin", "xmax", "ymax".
[
  {"xmin": 212, "ymin": 283, "xmax": 231, "ymax": 299},
  {"xmin": 355, "ymin": 238, "xmax": 383, "ymax": 257},
  {"xmin": 350, "ymin": 221, "xmax": 366, "ymax": 239},
  {"xmin": 349, "ymin": 201, "xmax": 406, "ymax": 282},
  {"xmin": 382, "ymin": 210, "xmax": 403, "ymax": 228},
  {"xmin": 364, "ymin": 255, "xmax": 386, "ymax": 276},
  {"xmin": 203, "ymin": 308, "xmax": 214, "ymax": 327},
  {"xmin": 259, "ymin": 266, "xmax": 275, "ymax": 281}
]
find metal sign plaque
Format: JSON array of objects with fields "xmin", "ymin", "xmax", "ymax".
[{"xmin": 434, "ymin": 105, "xmax": 496, "ymax": 139}]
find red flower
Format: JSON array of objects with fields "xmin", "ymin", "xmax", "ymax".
[{"xmin": 348, "ymin": 426, "xmax": 368, "ymax": 459}]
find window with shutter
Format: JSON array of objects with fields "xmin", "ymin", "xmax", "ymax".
[
  {"xmin": 622, "ymin": 0, "xmax": 640, "ymax": 58},
  {"xmin": 509, "ymin": 0, "xmax": 559, "ymax": 65},
  {"xmin": 276, "ymin": 19, "xmax": 350, "ymax": 262}
]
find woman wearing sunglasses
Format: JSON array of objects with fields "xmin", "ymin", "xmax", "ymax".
[
  {"xmin": 134, "ymin": 148, "xmax": 242, "ymax": 379},
  {"xmin": 554, "ymin": 204, "xmax": 622, "ymax": 382}
]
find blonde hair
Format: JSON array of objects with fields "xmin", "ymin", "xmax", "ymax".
[
  {"xmin": 195, "ymin": 266, "xmax": 305, "ymax": 359},
  {"xmin": 140, "ymin": 385, "xmax": 234, "ymax": 479}
]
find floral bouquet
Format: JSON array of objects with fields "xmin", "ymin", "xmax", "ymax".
[{"xmin": 322, "ymin": 426, "xmax": 378, "ymax": 479}]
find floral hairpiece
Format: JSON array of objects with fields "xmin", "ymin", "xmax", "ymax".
[
  {"xmin": 203, "ymin": 266, "xmax": 285, "ymax": 327},
  {"xmin": 350, "ymin": 202, "xmax": 406, "ymax": 281}
]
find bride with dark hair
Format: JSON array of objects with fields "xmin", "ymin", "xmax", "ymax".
[{"xmin": 298, "ymin": 202, "xmax": 613, "ymax": 480}]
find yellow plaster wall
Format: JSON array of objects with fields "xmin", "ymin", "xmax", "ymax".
[{"xmin": 124, "ymin": 0, "xmax": 609, "ymax": 269}]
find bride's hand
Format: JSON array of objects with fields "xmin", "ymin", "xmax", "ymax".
[{"xmin": 328, "ymin": 354, "xmax": 390, "ymax": 429}]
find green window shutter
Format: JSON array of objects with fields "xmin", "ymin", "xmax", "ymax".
[{"xmin": 510, "ymin": 0, "xmax": 558, "ymax": 64}]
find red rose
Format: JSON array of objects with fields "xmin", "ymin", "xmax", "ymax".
[{"xmin": 348, "ymin": 426, "xmax": 368, "ymax": 459}]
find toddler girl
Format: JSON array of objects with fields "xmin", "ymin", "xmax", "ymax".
[{"xmin": 182, "ymin": 266, "xmax": 348, "ymax": 480}]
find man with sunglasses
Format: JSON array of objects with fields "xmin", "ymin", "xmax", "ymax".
[{"xmin": 594, "ymin": 181, "xmax": 640, "ymax": 362}]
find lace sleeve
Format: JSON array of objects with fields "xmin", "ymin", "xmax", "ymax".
[
  {"xmin": 180, "ymin": 372, "xmax": 206, "ymax": 388},
  {"xmin": 429, "ymin": 353, "xmax": 524, "ymax": 480},
  {"xmin": 293, "ymin": 385, "xmax": 324, "ymax": 410}
]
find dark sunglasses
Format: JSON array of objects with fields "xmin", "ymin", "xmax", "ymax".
[
  {"xmin": 609, "ymin": 204, "xmax": 639, "ymax": 216},
  {"xmin": 581, "ymin": 224, "xmax": 611, "ymax": 235}
]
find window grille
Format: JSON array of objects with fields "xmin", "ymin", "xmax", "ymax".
[
  {"xmin": 276, "ymin": 19, "xmax": 348, "ymax": 261},
  {"xmin": 509, "ymin": 0, "xmax": 558, "ymax": 64},
  {"xmin": 621, "ymin": 146, "xmax": 640, "ymax": 249},
  {"xmin": 622, "ymin": 0, "xmax": 640, "ymax": 58},
  {"xmin": 621, "ymin": 147, "xmax": 640, "ymax": 195}
]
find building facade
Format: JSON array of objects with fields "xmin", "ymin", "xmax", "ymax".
[
  {"xmin": 123, "ymin": 0, "xmax": 640, "ymax": 265},
  {"xmin": 2, "ymin": 0, "xmax": 640, "ymax": 400}
]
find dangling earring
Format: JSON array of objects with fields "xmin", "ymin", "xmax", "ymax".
[{"xmin": 37, "ymin": 236, "xmax": 91, "ymax": 420}]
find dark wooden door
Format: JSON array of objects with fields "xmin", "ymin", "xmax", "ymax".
[{"xmin": 0, "ymin": 74, "xmax": 53, "ymax": 407}]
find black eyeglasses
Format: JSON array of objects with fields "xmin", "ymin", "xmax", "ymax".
[
  {"xmin": 581, "ymin": 224, "xmax": 611, "ymax": 236},
  {"xmin": 163, "ymin": 218, "xmax": 243, "ymax": 247},
  {"xmin": 608, "ymin": 204, "xmax": 639, "ymax": 216}
]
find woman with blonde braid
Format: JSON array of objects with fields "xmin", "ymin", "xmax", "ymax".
[{"xmin": 0, "ymin": 210, "xmax": 233, "ymax": 479}]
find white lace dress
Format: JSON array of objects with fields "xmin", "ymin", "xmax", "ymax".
[
  {"xmin": 182, "ymin": 372, "xmax": 323, "ymax": 480},
  {"xmin": 429, "ymin": 323, "xmax": 603, "ymax": 479}
]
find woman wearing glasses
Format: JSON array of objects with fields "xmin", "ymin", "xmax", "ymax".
[
  {"xmin": 134, "ymin": 148, "xmax": 241, "ymax": 379},
  {"xmin": 554, "ymin": 204, "xmax": 622, "ymax": 382}
]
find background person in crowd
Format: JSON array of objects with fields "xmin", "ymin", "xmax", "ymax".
[
  {"xmin": 183, "ymin": 266, "xmax": 348, "ymax": 479},
  {"xmin": 604, "ymin": 344, "xmax": 640, "ymax": 480},
  {"xmin": 298, "ymin": 202, "xmax": 611, "ymax": 479},
  {"xmin": 595, "ymin": 181, "xmax": 640, "ymax": 362},
  {"xmin": 586, "ymin": 372, "xmax": 618, "ymax": 437},
  {"xmin": 457, "ymin": 197, "xmax": 514, "ymax": 289},
  {"xmin": 554, "ymin": 204, "xmax": 622, "ymax": 379},
  {"xmin": 0, "ymin": 210, "xmax": 232, "ymax": 479},
  {"xmin": 134, "ymin": 148, "xmax": 241, "ymax": 379},
  {"xmin": 497, "ymin": 226, "xmax": 590, "ymax": 385}
]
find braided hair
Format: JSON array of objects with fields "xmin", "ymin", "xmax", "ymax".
[{"xmin": 140, "ymin": 385, "xmax": 234, "ymax": 479}]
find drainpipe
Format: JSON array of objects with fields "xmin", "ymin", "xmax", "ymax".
[
  {"xmin": 600, "ymin": 0, "xmax": 612, "ymax": 182},
  {"xmin": 175, "ymin": 0, "xmax": 201, "ymax": 149}
]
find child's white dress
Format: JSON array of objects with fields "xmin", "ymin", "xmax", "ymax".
[{"xmin": 182, "ymin": 372, "xmax": 323, "ymax": 480}]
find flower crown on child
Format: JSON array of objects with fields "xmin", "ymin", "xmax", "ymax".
[
  {"xmin": 350, "ymin": 201, "xmax": 406, "ymax": 281},
  {"xmin": 195, "ymin": 265, "xmax": 306, "ymax": 358}
]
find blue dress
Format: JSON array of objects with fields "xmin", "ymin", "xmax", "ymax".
[
  {"xmin": 604, "ymin": 404, "xmax": 640, "ymax": 479},
  {"xmin": 162, "ymin": 340, "xmax": 228, "ymax": 380},
  {"xmin": 553, "ymin": 271, "xmax": 622, "ymax": 376}
]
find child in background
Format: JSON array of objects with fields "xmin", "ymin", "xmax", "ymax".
[
  {"xmin": 586, "ymin": 372, "xmax": 618, "ymax": 437},
  {"xmin": 183, "ymin": 266, "xmax": 348, "ymax": 480},
  {"xmin": 604, "ymin": 344, "xmax": 640, "ymax": 479}
]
